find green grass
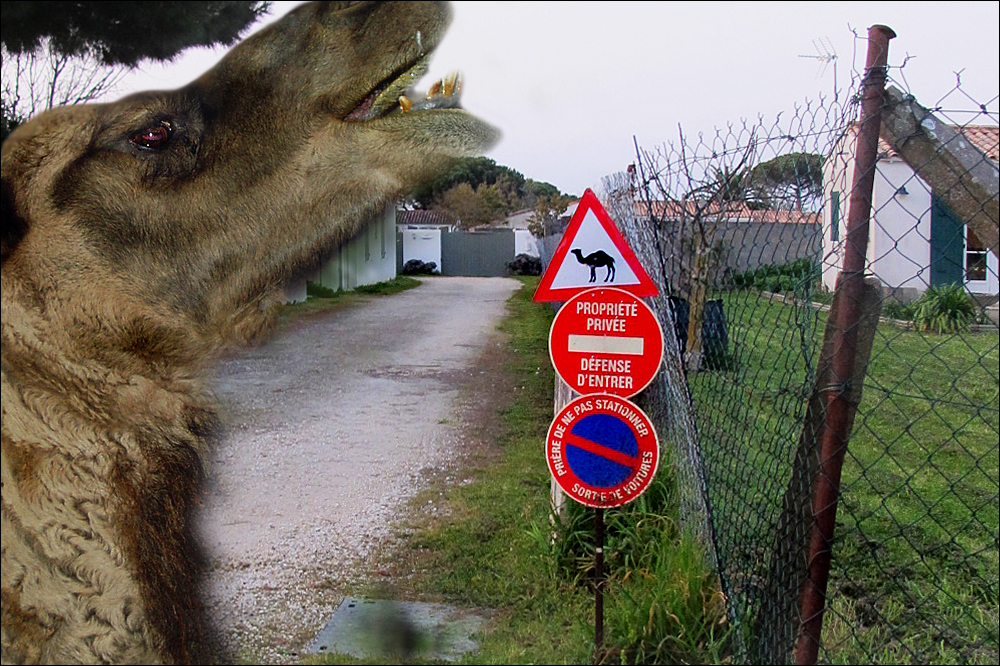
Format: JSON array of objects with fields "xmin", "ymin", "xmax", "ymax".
[
  {"xmin": 282, "ymin": 277, "xmax": 422, "ymax": 324},
  {"xmin": 687, "ymin": 289, "xmax": 998, "ymax": 664},
  {"xmin": 306, "ymin": 276, "xmax": 421, "ymax": 299},
  {"xmin": 540, "ymin": 479, "xmax": 731, "ymax": 664},
  {"xmin": 825, "ymin": 320, "xmax": 999, "ymax": 664},
  {"xmin": 300, "ymin": 277, "xmax": 997, "ymax": 664},
  {"xmin": 353, "ymin": 276, "xmax": 423, "ymax": 296},
  {"xmin": 305, "ymin": 277, "xmax": 730, "ymax": 665}
]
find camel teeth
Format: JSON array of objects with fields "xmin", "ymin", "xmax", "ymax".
[
  {"xmin": 443, "ymin": 72, "xmax": 461, "ymax": 97},
  {"xmin": 398, "ymin": 95, "xmax": 413, "ymax": 113}
]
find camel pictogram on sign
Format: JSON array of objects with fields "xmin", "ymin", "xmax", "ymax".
[
  {"xmin": 533, "ymin": 188, "xmax": 658, "ymax": 302},
  {"xmin": 571, "ymin": 248, "xmax": 616, "ymax": 283}
]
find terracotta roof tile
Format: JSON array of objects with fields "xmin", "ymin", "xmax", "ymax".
[
  {"xmin": 959, "ymin": 125, "xmax": 999, "ymax": 161},
  {"xmin": 397, "ymin": 209, "xmax": 453, "ymax": 226},
  {"xmin": 635, "ymin": 200, "xmax": 819, "ymax": 224},
  {"xmin": 845, "ymin": 123, "xmax": 999, "ymax": 161}
]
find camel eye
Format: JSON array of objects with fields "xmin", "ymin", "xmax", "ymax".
[{"xmin": 131, "ymin": 122, "xmax": 172, "ymax": 150}]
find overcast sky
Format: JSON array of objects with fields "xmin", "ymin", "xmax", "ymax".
[{"xmin": 105, "ymin": 1, "xmax": 999, "ymax": 197}]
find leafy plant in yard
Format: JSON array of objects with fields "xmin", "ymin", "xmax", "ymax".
[
  {"xmin": 539, "ymin": 470, "xmax": 731, "ymax": 664},
  {"xmin": 910, "ymin": 283, "xmax": 977, "ymax": 333},
  {"xmin": 731, "ymin": 257, "xmax": 820, "ymax": 298},
  {"xmin": 879, "ymin": 297, "xmax": 916, "ymax": 321}
]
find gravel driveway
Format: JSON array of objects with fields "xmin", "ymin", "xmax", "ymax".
[{"xmin": 194, "ymin": 276, "xmax": 521, "ymax": 662}]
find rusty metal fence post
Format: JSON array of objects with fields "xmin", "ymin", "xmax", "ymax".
[
  {"xmin": 615, "ymin": 19, "xmax": 995, "ymax": 665},
  {"xmin": 793, "ymin": 25, "xmax": 896, "ymax": 665}
]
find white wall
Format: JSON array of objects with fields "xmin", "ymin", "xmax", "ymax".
[
  {"xmin": 307, "ymin": 204, "xmax": 397, "ymax": 295},
  {"xmin": 968, "ymin": 249, "xmax": 1000, "ymax": 296},
  {"xmin": 400, "ymin": 227, "xmax": 443, "ymax": 269},
  {"xmin": 822, "ymin": 140, "xmax": 851, "ymax": 292},
  {"xmin": 514, "ymin": 229, "xmax": 541, "ymax": 257},
  {"xmin": 823, "ymin": 145, "xmax": 997, "ymax": 297},
  {"xmin": 825, "ymin": 154, "xmax": 934, "ymax": 293},
  {"xmin": 868, "ymin": 159, "xmax": 933, "ymax": 292}
]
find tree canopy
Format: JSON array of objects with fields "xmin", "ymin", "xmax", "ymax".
[
  {"xmin": 409, "ymin": 157, "xmax": 527, "ymax": 210},
  {"xmin": 2, "ymin": 2, "xmax": 269, "ymax": 142},
  {"xmin": 748, "ymin": 152, "xmax": 823, "ymax": 211},
  {"xmin": 1, "ymin": 1, "xmax": 269, "ymax": 66},
  {"xmin": 405, "ymin": 157, "xmax": 574, "ymax": 229}
]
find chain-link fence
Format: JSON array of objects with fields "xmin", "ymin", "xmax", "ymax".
[{"xmin": 588, "ymin": 26, "xmax": 997, "ymax": 665}]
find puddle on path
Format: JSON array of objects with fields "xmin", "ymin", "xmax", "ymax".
[{"xmin": 307, "ymin": 597, "xmax": 489, "ymax": 662}]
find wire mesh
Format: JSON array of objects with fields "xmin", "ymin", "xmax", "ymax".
[
  {"xmin": 591, "ymin": 32, "xmax": 998, "ymax": 664},
  {"xmin": 821, "ymin": 74, "xmax": 999, "ymax": 666}
]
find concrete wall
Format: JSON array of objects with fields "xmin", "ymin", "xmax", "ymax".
[
  {"xmin": 398, "ymin": 227, "xmax": 443, "ymax": 270},
  {"xmin": 539, "ymin": 220, "xmax": 820, "ymax": 296},
  {"xmin": 441, "ymin": 229, "xmax": 515, "ymax": 277},
  {"xmin": 649, "ymin": 220, "xmax": 820, "ymax": 294},
  {"xmin": 310, "ymin": 204, "xmax": 397, "ymax": 293},
  {"xmin": 397, "ymin": 227, "xmax": 533, "ymax": 276},
  {"xmin": 714, "ymin": 221, "xmax": 821, "ymax": 275}
]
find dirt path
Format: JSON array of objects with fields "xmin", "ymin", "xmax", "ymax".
[{"xmin": 194, "ymin": 277, "xmax": 522, "ymax": 663}]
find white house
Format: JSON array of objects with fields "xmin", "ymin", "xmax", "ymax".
[
  {"xmin": 822, "ymin": 125, "xmax": 998, "ymax": 299},
  {"xmin": 286, "ymin": 203, "xmax": 398, "ymax": 301},
  {"xmin": 493, "ymin": 208, "xmax": 542, "ymax": 258}
]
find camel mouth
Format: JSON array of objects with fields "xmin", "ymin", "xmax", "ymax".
[{"xmin": 344, "ymin": 55, "xmax": 465, "ymax": 123}]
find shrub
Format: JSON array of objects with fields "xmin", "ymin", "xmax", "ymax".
[
  {"xmin": 401, "ymin": 259, "xmax": 439, "ymax": 275},
  {"xmin": 911, "ymin": 283, "xmax": 977, "ymax": 333},
  {"xmin": 507, "ymin": 253, "xmax": 542, "ymax": 276},
  {"xmin": 732, "ymin": 258, "xmax": 820, "ymax": 295},
  {"xmin": 880, "ymin": 298, "xmax": 916, "ymax": 321},
  {"xmin": 306, "ymin": 281, "xmax": 339, "ymax": 298}
]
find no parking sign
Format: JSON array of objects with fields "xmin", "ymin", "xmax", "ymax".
[{"xmin": 546, "ymin": 394, "xmax": 659, "ymax": 508}]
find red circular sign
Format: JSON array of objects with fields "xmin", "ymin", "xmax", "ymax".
[
  {"xmin": 546, "ymin": 394, "xmax": 659, "ymax": 508},
  {"xmin": 549, "ymin": 287, "xmax": 664, "ymax": 398}
]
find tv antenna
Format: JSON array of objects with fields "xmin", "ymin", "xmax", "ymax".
[{"xmin": 799, "ymin": 36, "xmax": 838, "ymax": 101}]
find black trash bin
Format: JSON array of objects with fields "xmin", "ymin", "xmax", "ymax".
[{"xmin": 668, "ymin": 296, "xmax": 731, "ymax": 370}]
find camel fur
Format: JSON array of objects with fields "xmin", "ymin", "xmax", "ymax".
[{"xmin": 0, "ymin": 2, "xmax": 497, "ymax": 663}]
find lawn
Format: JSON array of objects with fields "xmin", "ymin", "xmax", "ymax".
[
  {"xmin": 304, "ymin": 278, "xmax": 730, "ymax": 665},
  {"xmin": 685, "ymin": 289, "xmax": 998, "ymax": 664},
  {"xmin": 300, "ymin": 279, "xmax": 997, "ymax": 665}
]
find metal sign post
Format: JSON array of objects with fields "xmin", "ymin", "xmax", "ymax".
[
  {"xmin": 595, "ymin": 507, "xmax": 605, "ymax": 654},
  {"xmin": 546, "ymin": 394, "xmax": 659, "ymax": 659},
  {"xmin": 540, "ymin": 192, "xmax": 663, "ymax": 658}
]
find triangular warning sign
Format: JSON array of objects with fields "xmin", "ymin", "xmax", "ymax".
[{"xmin": 534, "ymin": 189, "xmax": 658, "ymax": 302}]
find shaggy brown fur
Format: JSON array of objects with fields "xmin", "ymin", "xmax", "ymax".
[{"xmin": 0, "ymin": 2, "xmax": 496, "ymax": 663}]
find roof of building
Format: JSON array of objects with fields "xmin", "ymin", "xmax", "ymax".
[
  {"xmin": 635, "ymin": 200, "xmax": 820, "ymax": 224},
  {"xmin": 848, "ymin": 123, "xmax": 999, "ymax": 162},
  {"xmin": 396, "ymin": 209, "xmax": 454, "ymax": 227},
  {"xmin": 956, "ymin": 125, "xmax": 999, "ymax": 161}
]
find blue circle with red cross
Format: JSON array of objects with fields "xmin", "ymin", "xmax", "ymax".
[
  {"xmin": 547, "ymin": 394, "xmax": 659, "ymax": 508},
  {"xmin": 566, "ymin": 413, "xmax": 638, "ymax": 487}
]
